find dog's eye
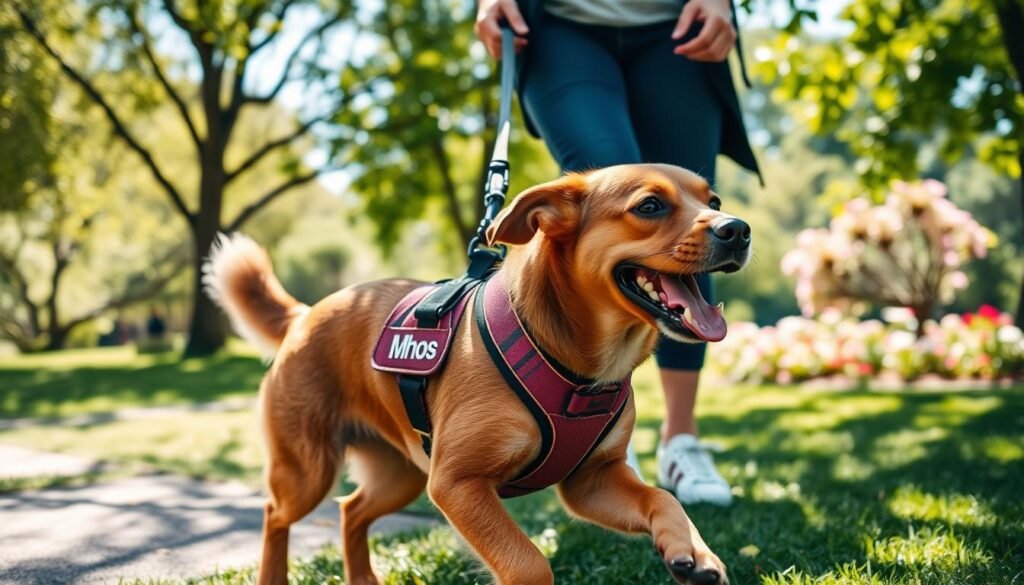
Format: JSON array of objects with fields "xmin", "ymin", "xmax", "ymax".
[
  {"xmin": 633, "ymin": 196, "xmax": 667, "ymax": 217},
  {"xmin": 709, "ymin": 196, "xmax": 722, "ymax": 211}
]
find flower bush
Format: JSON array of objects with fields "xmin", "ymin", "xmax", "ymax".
[
  {"xmin": 710, "ymin": 306, "xmax": 1024, "ymax": 384},
  {"xmin": 781, "ymin": 180, "xmax": 995, "ymax": 334}
]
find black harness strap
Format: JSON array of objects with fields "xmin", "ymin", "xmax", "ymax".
[{"xmin": 397, "ymin": 375, "xmax": 433, "ymax": 454}]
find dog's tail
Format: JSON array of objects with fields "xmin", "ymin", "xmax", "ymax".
[{"xmin": 203, "ymin": 233, "xmax": 308, "ymax": 358}]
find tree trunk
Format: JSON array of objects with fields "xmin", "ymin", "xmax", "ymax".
[
  {"xmin": 183, "ymin": 220, "xmax": 227, "ymax": 357},
  {"xmin": 43, "ymin": 326, "xmax": 69, "ymax": 352},
  {"xmin": 183, "ymin": 108, "xmax": 229, "ymax": 357}
]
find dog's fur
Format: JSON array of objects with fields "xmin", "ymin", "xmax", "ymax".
[{"xmin": 207, "ymin": 164, "xmax": 748, "ymax": 585}]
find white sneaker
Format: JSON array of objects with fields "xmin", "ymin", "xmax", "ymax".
[{"xmin": 657, "ymin": 434, "xmax": 733, "ymax": 506}]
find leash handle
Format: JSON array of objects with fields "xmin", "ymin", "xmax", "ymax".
[{"xmin": 466, "ymin": 24, "xmax": 517, "ymax": 269}]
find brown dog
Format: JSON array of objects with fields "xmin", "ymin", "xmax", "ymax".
[{"xmin": 205, "ymin": 163, "xmax": 750, "ymax": 585}]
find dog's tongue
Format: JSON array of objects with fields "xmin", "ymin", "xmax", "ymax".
[{"xmin": 657, "ymin": 274, "xmax": 727, "ymax": 342}]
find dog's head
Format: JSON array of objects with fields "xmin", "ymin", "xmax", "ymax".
[{"xmin": 487, "ymin": 164, "xmax": 750, "ymax": 343}]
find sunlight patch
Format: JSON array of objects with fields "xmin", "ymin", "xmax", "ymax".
[
  {"xmin": 887, "ymin": 486, "xmax": 996, "ymax": 528},
  {"xmin": 865, "ymin": 526, "xmax": 991, "ymax": 571}
]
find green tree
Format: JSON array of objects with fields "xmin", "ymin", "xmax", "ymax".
[
  {"xmin": 10, "ymin": 0, "xmax": 358, "ymax": 355},
  {"xmin": 330, "ymin": 0, "xmax": 558, "ymax": 257},
  {"xmin": 0, "ymin": 123, "xmax": 187, "ymax": 351},
  {"xmin": 754, "ymin": 0, "xmax": 1024, "ymax": 324},
  {"xmin": 0, "ymin": 13, "xmax": 54, "ymax": 211}
]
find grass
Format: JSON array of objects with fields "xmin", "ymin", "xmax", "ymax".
[
  {"xmin": 0, "ymin": 344, "xmax": 262, "ymax": 419},
  {"xmin": 1, "ymin": 347, "xmax": 1022, "ymax": 584}
]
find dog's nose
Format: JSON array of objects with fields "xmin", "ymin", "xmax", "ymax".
[{"xmin": 710, "ymin": 218, "xmax": 751, "ymax": 250}]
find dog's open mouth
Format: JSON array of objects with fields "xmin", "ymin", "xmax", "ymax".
[{"xmin": 615, "ymin": 265, "xmax": 726, "ymax": 342}]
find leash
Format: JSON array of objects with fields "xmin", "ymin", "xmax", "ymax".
[{"xmin": 465, "ymin": 24, "xmax": 516, "ymax": 279}]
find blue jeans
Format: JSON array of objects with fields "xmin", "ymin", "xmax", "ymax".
[{"xmin": 520, "ymin": 11, "xmax": 722, "ymax": 371}]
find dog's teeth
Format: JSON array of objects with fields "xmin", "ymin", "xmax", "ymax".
[
  {"xmin": 637, "ymin": 275, "xmax": 648, "ymax": 286},
  {"xmin": 683, "ymin": 308, "xmax": 697, "ymax": 327},
  {"xmin": 716, "ymin": 302, "xmax": 725, "ymax": 312},
  {"xmin": 648, "ymin": 290, "xmax": 660, "ymax": 302},
  {"xmin": 643, "ymin": 282, "xmax": 654, "ymax": 292}
]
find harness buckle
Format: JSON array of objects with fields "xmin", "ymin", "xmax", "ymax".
[{"xmin": 564, "ymin": 382, "xmax": 623, "ymax": 417}]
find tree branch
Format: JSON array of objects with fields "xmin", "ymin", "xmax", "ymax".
[
  {"xmin": 127, "ymin": 5, "xmax": 202, "ymax": 149},
  {"xmin": 227, "ymin": 168, "xmax": 334, "ymax": 231},
  {"xmin": 225, "ymin": 114, "xmax": 329, "ymax": 184},
  {"xmin": 243, "ymin": 13, "xmax": 344, "ymax": 105},
  {"xmin": 249, "ymin": 0, "xmax": 299, "ymax": 54},
  {"xmin": 62, "ymin": 254, "xmax": 188, "ymax": 333},
  {"xmin": 430, "ymin": 136, "xmax": 471, "ymax": 248},
  {"xmin": 0, "ymin": 246, "xmax": 40, "ymax": 337},
  {"xmin": 16, "ymin": 8, "xmax": 194, "ymax": 224}
]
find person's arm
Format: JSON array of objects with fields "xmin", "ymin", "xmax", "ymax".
[
  {"xmin": 672, "ymin": 0, "xmax": 736, "ymax": 62},
  {"xmin": 475, "ymin": 0, "xmax": 530, "ymax": 59}
]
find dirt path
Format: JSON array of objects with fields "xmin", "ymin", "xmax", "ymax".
[{"xmin": 0, "ymin": 472, "xmax": 438, "ymax": 584}]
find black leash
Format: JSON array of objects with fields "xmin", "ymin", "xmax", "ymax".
[
  {"xmin": 411, "ymin": 25, "xmax": 517, "ymax": 329},
  {"xmin": 465, "ymin": 24, "xmax": 516, "ymax": 278}
]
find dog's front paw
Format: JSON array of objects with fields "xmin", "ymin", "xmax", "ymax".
[{"xmin": 666, "ymin": 552, "xmax": 728, "ymax": 585}]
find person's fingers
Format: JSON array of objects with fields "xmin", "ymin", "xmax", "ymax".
[
  {"xmin": 671, "ymin": 2, "xmax": 700, "ymax": 40},
  {"xmin": 475, "ymin": 17, "xmax": 502, "ymax": 59},
  {"xmin": 690, "ymin": 34, "xmax": 732, "ymax": 61},
  {"xmin": 674, "ymin": 17, "xmax": 722, "ymax": 55},
  {"xmin": 500, "ymin": 0, "xmax": 530, "ymax": 35},
  {"xmin": 514, "ymin": 37, "xmax": 529, "ymax": 53}
]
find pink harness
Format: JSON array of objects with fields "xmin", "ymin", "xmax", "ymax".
[{"xmin": 372, "ymin": 270, "xmax": 631, "ymax": 497}]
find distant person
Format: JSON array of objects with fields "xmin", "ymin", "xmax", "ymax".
[
  {"xmin": 147, "ymin": 308, "xmax": 167, "ymax": 340},
  {"xmin": 475, "ymin": 0, "xmax": 760, "ymax": 505}
]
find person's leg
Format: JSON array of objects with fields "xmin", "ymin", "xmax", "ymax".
[
  {"xmin": 623, "ymin": 25, "xmax": 732, "ymax": 505},
  {"xmin": 519, "ymin": 15, "xmax": 643, "ymax": 172}
]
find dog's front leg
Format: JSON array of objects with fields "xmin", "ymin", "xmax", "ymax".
[
  {"xmin": 429, "ymin": 476, "xmax": 553, "ymax": 585},
  {"xmin": 557, "ymin": 457, "xmax": 728, "ymax": 585}
]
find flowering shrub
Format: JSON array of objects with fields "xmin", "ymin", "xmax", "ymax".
[
  {"xmin": 710, "ymin": 306, "xmax": 1024, "ymax": 384},
  {"xmin": 781, "ymin": 180, "xmax": 995, "ymax": 334}
]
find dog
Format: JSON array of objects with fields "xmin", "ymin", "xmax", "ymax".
[{"xmin": 205, "ymin": 163, "xmax": 751, "ymax": 585}]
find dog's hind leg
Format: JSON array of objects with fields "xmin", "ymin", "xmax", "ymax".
[
  {"xmin": 338, "ymin": 439, "xmax": 427, "ymax": 585},
  {"xmin": 257, "ymin": 416, "xmax": 340, "ymax": 585}
]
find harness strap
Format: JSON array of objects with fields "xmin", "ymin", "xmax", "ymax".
[
  {"xmin": 474, "ymin": 271, "xmax": 632, "ymax": 498},
  {"xmin": 397, "ymin": 375, "xmax": 433, "ymax": 454}
]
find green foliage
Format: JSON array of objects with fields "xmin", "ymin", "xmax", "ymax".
[
  {"xmin": 0, "ymin": 4, "xmax": 57, "ymax": 211},
  {"xmin": 755, "ymin": 0, "xmax": 1022, "ymax": 190},
  {"xmin": 330, "ymin": 0, "xmax": 558, "ymax": 257}
]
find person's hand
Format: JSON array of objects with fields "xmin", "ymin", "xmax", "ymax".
[
  {"xmin": 475, "ymin": 0, "xmax": 529, "ymax": 59},
  {"xmin": 672, "ymin": 0, "xmax": 736, "ymax": 62}
]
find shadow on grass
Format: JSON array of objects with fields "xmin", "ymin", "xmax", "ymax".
[
  {"xmin": 0, "ymin": 354, "xmax": 265, "ymax": 419},
  {"xmin": 628, "ymin": 389, "xmax": 1024, "ymax": 584}
]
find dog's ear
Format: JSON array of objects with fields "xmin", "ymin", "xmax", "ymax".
[{"xmin": 487, "ymin": 174, "xmax": 586, "ymax": 246}]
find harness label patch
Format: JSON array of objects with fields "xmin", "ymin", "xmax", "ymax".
[
  {"xmin": 372, "ymin": 327, "xmax": 452, "ymax": 375},
  {"xmin": 388, "ymin": 334, "xmax": 439, "ymax": 361}
]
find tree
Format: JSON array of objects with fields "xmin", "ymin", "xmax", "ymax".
[
  {"xmin": 0, "ymin": 128, "xmax": 187, "ymax": 351},
  {"xmin": 330, "ymin": 0, "xmax": 558, "ymax": 257},
  {"xmin": 10, "ymin": 0, "xmax": 358, "ymax": 355},
  {"xmin": 753, "ymin": 0, "xmax": 1024, "ymax": 325}
]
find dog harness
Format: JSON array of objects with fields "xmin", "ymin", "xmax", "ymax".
[{"xmin": 372, "ymin": 270, "xmax": 632, "ymax": 497}]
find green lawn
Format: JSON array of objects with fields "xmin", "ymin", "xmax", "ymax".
[
  {"xmin": 1, "ymin": 348, "xmax": 1022, "ymax": 584},
  {"xmin": 0, "ymin": 344, "xmax": 263, "ymax": 418}
]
